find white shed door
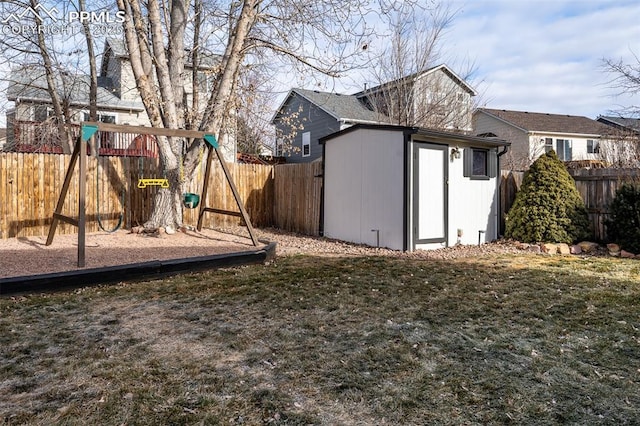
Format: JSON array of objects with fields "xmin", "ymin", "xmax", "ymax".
[{"xmin": 413, "ymin": 143, "xmax": 447, "ymax": 245}]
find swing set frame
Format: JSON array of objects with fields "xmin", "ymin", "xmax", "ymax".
[{"xmin": 46, "ymin": 122, "xmax": 259, "ymax": 268}]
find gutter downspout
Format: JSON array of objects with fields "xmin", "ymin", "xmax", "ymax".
[{"xmin": 497, "ymin": 145, "xmax": 510, "ymax": 237}]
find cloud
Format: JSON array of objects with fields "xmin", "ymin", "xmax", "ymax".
[{"xmin": 444, "ymin": 0, "xmax": 640, "ymax": 117}]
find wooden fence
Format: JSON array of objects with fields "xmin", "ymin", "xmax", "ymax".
[
  {"xmin": 6, "ymin": 153, "xmax": 638, "ymax": 243},
  {"xmin": 0, "ymin": 152, "xmax": 275, "ymax": 239},
  {"xmin": 0, "ymin": 153, "xmax": 325, "ymax": 240},
  {"xmin": 500, "ymin": 169, "xmax": 640, "ymax": 241},
  {"xmin": 273, "ymin": 162, "xmax": 323, "ymax": 236}
]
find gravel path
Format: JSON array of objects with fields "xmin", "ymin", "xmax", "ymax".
[{"xmin": 251, "ymin": 227, "xmax": 521, "ymax": 260}]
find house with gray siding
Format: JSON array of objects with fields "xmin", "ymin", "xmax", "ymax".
[
  {"xmin": 355, "ymin": 64, "xmax": 476, "ymax": 132},
  {"xmin": 272, "ymin": 64, "xmax": 476, "ymax": 163},
  {"xmin": 271, "ymin": 88, "xmax": 386, "ymax": 163}
]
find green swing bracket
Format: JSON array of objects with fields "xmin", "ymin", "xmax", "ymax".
[
  {"xmin": 203, "ymin": 134, "xmax": 218, "ymax": 148},
  {"xmin": 81, "ymin": 124, "xmax": 99, "ymax": 142}
]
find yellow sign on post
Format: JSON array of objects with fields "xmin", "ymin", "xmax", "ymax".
[{"xmin": 137, "ymin": 178, "xmax": 170, "ymax": 188}]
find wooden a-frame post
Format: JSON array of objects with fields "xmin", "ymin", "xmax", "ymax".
[
  {"xmin": 196, "ymin": 136, "xmax": 259, "ymax": 246},
  {"xmin": 46, "ymin": 122, "xmax": 259, "ymax": 269},
  {"xmin": 46, "ymin": 124, "xmax": 98, "ymax": 267}
]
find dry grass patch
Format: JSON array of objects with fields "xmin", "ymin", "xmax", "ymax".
[{"xmin": 2, "ymin": 253, "xmax": 640, "ymax": 424}]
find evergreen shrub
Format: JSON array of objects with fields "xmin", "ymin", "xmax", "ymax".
[
  {"xmin": 605, "ymin": 183, "xmax": 640, "ymax": 253},
  {"xmin": 505, "ymin": 151, "xmax": 590, "ymax": 243}
]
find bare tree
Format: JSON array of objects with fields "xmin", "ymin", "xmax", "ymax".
[
  {"xmin": 1, "ymin": 0, "xmax": 414, "ymax": 230},
  {"xmin": 0, "ymin": 0, "xmax": 105, "ymax": 153},
  {"xmin": 79, "ymin": 0, "xmax": 98, "ymax": 123},
  {"xmin": 116, "ymin": 0, "xmax": 387, "ymax": 230},
  {"xmin": 599, "ymin": 50, "xmax": 640, "ymax": 166},
  {"xmin": 233, "ymin": 68, "xmax": 279, "ymax": 155},
  {"xmin": 359, "ymin": 2, "xmax": 478, "ymax": 132},
  {"xmin": 603, "ymin": 50, "xmax": 640, "ymax": 118}
]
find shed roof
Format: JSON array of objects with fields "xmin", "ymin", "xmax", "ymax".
[
  {"xmin": 320, "ymin": 123, "xmax": 509, "ymax": 148},
  {"xmin": 477, "ymin": 108, "xmax": 609, "ymax": 135}
]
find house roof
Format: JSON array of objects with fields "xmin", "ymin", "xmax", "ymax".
[
  {"xmin": 597, "ymin": 116, "xmax": 640, "ymax": 133},
  {"xmin": 103, "ymin": 37, "xmax": 220, "ymax": 70},
  {"xmin": 353, "ymin": 64, "xmax": 477, "ymax": 98},
  {"xmin": 7, "ymin": 67, "xmax": 145, "ymax": 112},
  {"xmin": 272, "ymin": 88, "xmax": 388, "ymax": 124},
  {"xmin": 319, "ymin": 123, "xmax": 509, "ymax": 148},
  {"xmin": 476, "ymin": 108, "xmax": 609, "ymax": 135},
  {"xmin": 105, "ymin": 37, "xmax": 128, "ymax": 58}
]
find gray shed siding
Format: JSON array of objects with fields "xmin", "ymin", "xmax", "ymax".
[
  {"xmin": 323, "ymin": 124, "xmax": 506, "ymax": 251},
  {"xmin": 274, "ymin": 95, "xmax": 341, "ymax": 163},
  {"xmin": 324, "ymin": 128, "xmax": 406, "ymax": 249}
]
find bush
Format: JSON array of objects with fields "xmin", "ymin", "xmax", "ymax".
[
  {"xmin": 505, "ymin": 151, "xmax": 590, "ymax": 243},
  {"xmin": 605, "ymin": 184, "xmax": 640, "ymax": 253}
]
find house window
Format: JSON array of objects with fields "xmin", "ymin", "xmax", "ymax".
[
  {"xmin": 83, "ymin": 112, "xmax": 116, "ymax": 148},
  {"xmin": 197, "ymin": 72, "xmax": 212, "ymax": 93},
  {"xmin": 556, "ymin": 139, "xmax": 572, "ymax": 161},
  {"xmin": 302, "ymin": 131, "xmax": 310, "ymax": 157},
  {"xmin": 463, "ymin": 147, "xmax": 496, "ymax": 180},
  {"xmin": 83, "ymin": 112, "xmax": 116, "ymax": 124},
  {"xmin": 544, "ymin": 138, "xmax": 553, "ymax": 153},
  {"xmin": 34, "ymin": 106, "xmax": 56, "ymax": 121},
  {"xmin": 587, "ymin": 139, "xmax": 600, "ymax": 154}
]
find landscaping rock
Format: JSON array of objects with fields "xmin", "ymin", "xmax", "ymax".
[
  {"xmin": 621, "ymin": 250, "xmax": 636, "ymax": 259},
  {"xmin": 578, "ymin": 241, "xmax": 599, "ymax": 253},
  {"xmin": 570, "ymin": 245, "xmax": 582, "ymax": 255},
  {"xmin": 542, "ymin": 243, "xmax": 558, "ymax": 254},
  {"xmin": 607, "ymin": 243, "xmax": 621, "ymax": 256},
  {"xmin": 557, "ymin": 243, "xmax": 571, "ymax": 255},
  {"xmin": 527, "ymin": 245, "xmax": 542, "ymax": 253}
]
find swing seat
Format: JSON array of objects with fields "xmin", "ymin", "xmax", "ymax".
[{"xmin": 183, "ymin": 192, "xmax": 200, "ymax": 209}]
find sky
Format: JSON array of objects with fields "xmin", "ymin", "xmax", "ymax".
[
  {"xmin": 437, "ymin": 0, "xmax": 640, "ymax": 119},
  {"xmin": 0, "ymin": 0, "xmax": 638, "ymax": 127}
]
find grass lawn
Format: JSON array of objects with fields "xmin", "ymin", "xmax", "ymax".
[{"xmin": 2, "ymin": 252, "xmax": 640, "ymax": 425}]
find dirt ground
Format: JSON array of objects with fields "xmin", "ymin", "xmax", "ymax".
[
  {"xmin": 0, "ymin": 227, "xmax": 264, "ymax": 279},
  {"xmin": 0, "ymin": 226, "xmax": 523, "ymax": 279}
]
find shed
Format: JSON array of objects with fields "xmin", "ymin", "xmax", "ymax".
[{"xmin": 320, "ymin": 124, "xmax": 509, "ymax": 251}]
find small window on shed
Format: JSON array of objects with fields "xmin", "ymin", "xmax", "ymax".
[
  {"xmin": 473, "ymin": 150, "xmax": 487, "ymax": 176},
  {"xmin": 302, "ymin": 131, "xmax": 311, "ymax": 157},
  {"xmin": 464, "ymin": 148, "xmax": 496, "ymax": 180}
]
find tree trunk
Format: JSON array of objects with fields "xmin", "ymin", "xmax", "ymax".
[
  {"xmin": 144, "ymin": 167, "xmax": 183, "ymax": 231},
  {"xmin": 31, "ymin": 0, "xmax": 73, "ymax": 153}
]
